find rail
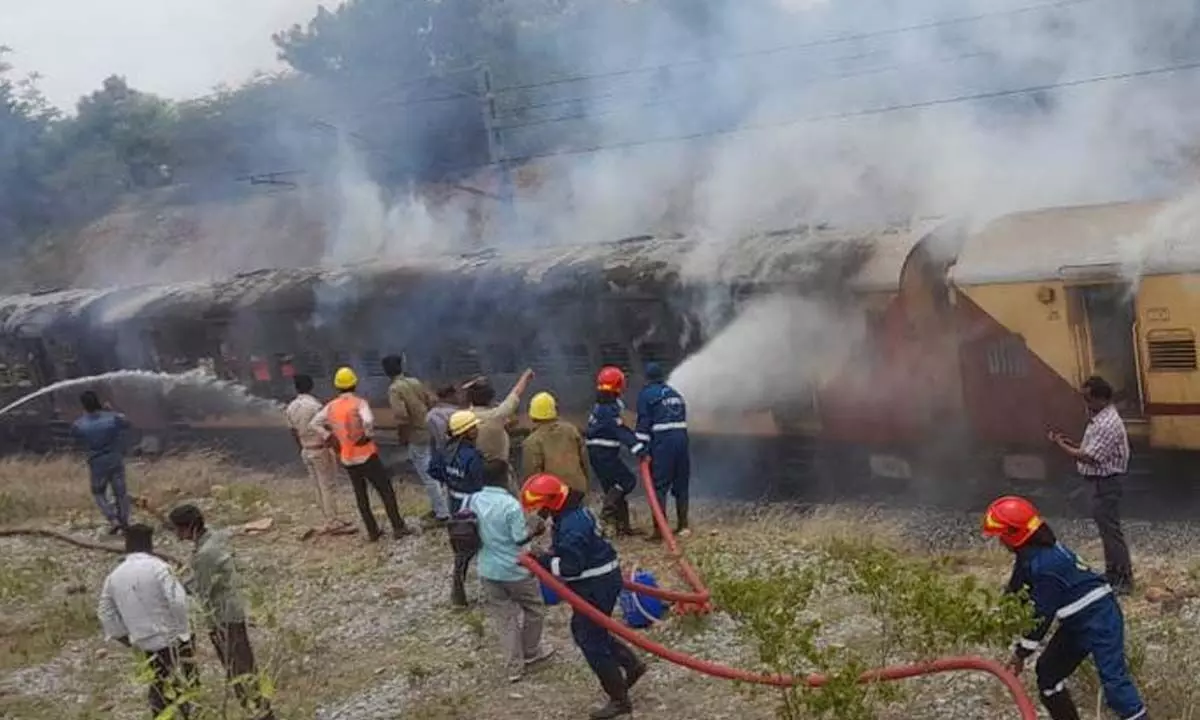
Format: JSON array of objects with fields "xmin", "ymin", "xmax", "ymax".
[{"xmin": 520, "ymin": 458, "xmax": 1038, "ymax": 719}]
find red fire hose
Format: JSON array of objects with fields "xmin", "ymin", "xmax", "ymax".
[
  {"xmin": 527, "ymin": 458, "xmax": 1038, "ymax": 718},
  {"xmin": 629, "ymin": 458, "xmax": 713, "ymax": 612},
  {"xmin": 521, "ymin": 556, "xmax": 1036, "ymax": 719}
]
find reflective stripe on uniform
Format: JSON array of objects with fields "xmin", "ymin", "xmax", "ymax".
[
  {"xmin": 550, "ymin": 558, "xmax": 619, "ymax": 581},
  {"xmin": 1056, "ymin": 585, "xmax": 1111, "ymax": 619},
  {"xmin": 1016, "ymin": 638, "xmax": 1040, "ymax": 651},
  {"xmin": 1124, "ymin": 709, "xmax": 1146, "ymax": 720},
  {"xmin": 635, "ymin": 433, "xmax": 651, "ymax": 442},
  {"xmin": 651, "ymin": 422, "xmax": 687, "ymax": 432},
  {"xmin": 1041, "ymin": 681, "xmax": 1066, "ymax": 697},
  {"xmin": 630, "ymin": 443, "xmax": 645, "ymax": 455},
  {"xmin": 448, "ymin": 490, "xmax": 471, "ymax": 500},
  {"xmin": 587, "ymin": 439, "xmax": 622, "ymax": 448}
]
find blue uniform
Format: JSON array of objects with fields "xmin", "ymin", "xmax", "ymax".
[
  {"xmin": 538, "ymin": 503, "xmax": 639, "ymax": 680},
  {"xmin": 586, "ymin": 399, "xmax": 642, "ymax": 495},
  {"xmin": 429, "ymin": 439, "xmax": 484, "ymax": 513},
  {"xmin": 1007, "ymin": 542, "xmax": 1146, "ymax": 720},
  {"xmin": 72, "ymin": 411, "xmax": 131, "ymax": 528},
  {"xmin": 635, "ymin": 380, "xmax": 690, "ymax": 505}
]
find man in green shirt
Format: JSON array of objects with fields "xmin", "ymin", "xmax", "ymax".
[{"xmin": 169, "ymin": 504, "xmax": 275, "ymax": 720}]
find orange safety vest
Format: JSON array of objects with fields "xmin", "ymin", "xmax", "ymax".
[{"xmin": 327, "ymin": 394, "xmax": 378, "ymax": 465}]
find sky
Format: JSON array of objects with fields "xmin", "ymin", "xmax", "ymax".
[{"xmin": 1, "ymin": 0, "xmax": 334, "ymax": 110}]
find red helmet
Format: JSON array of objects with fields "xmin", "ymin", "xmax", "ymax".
[
  {"xmin": 596, "ymin": 366, "xmax": 626, "ymax": 394},
  {"xmin": 521, "ymin": 473, "xmax": 570, "ymax": 513},
  {"xmin": 982, "ymin": 496, "xmax": 1043, "ymax": 549}
]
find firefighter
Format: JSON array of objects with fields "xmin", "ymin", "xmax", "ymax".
[
  {"xmin": 586, "ymin": 367, "xmax": 644, "ymax": 536},
  {"xmin": 521, "ymin": 391, "xmax": 591, "ymax": 495},
  {"xmin": 310, "ymin": 368, "xmax": 411, "ymax": 543},
  {"xmin": 429, "ymin": 409, "xmax": 486, "ymax": 608},
  {"xmin": 634, "ymin": 362, "xmax": 691, "ymax": 539},
  {"xmin": 983, "ymin": 496, "xmax": 1148, "ymax": 720},
  {"xmin": 522, "ymin": 473, "xmax": 646, "ymax": 719}
]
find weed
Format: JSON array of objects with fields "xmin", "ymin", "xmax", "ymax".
[
  {"xmin": 463, "ymin": 610, "xmax": 486, "ymax": 641},
  {"xmin": 703, "ymin": 535, "xmax": 1033, "ymax": 720}
]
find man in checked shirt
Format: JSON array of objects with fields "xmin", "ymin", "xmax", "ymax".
[{"xmin": 1048, "ymin": 376, "xmax": 1135, "ymax": 595}]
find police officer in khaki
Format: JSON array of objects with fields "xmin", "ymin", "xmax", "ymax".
[{"xmin": 521, "ymin": 392, "xmax": 591, "ymax": 494}]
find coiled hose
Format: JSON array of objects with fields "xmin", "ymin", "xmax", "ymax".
[{"xmin": 523, "ymin": 459, "xmax": 1038, "ymax": 719}]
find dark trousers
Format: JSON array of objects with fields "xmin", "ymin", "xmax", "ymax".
[
  {"xmin": 89, "ymin": 458, "xmax": 130, "ymax": 528},
  {"xmin": 570, "ymin": 571, "xmax": 641, "ymax": 681},
  {"xmin": 210, "ymin": 622, "xmax": 276, "ymax": 720},
  {"xmin": 452, "ymin": 546, "xmax": 478, "ymax": 606},
  {"xmin": 447, "ymin": 492, "xmax": 476, "ymax": 606},
  {"xmin": 1036, "ymin": 599, "xmax": 1145, "ymax": 720},
  {"xmin": 344, "ymin": 454, "xmax": 407, "ymax": 540},
  {"xmin": 1090, "ymin": 475, "xmax": 1133, "ymax": 588},
  {"xmin": 650, "ymin": 441, "xmax": 691, "ymax": 508},
  {"xmin": 145, "ymin": 638, "xmax": 198, "ymax": 718}
]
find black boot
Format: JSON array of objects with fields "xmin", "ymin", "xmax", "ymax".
[
  {"xmin": 589, "ymin": 663, "xmax": 632, "ymax": 719},
  {"xmin": 675, "ymin": 498, "xmax": 690, "ymax": 536},
  {"xmin": 612, "ymin": 640, "xmax": 646, "ymax": 689},
  {"xmin": 1041, "ymin": 689, "xmax": 1082, "ymax": 720}
]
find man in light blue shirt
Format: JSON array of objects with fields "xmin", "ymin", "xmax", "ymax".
[
  {"xmin": 72, "ymin": 391, "xmax": 132, "ymax": 534},
  {"xmin": 472, "ymin": 459, "xmax": 555, "ymax": 682}
]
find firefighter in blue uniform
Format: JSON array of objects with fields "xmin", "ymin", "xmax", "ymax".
[
  {"xmin": 429, "ymin": 410, "xmax": 485, "ymax": 607},
  {"xmin": 587, "ymin": 366, "xmax": 645, "ymax": 537},
  {"xmin": 634, "ymin": 361, "xmax": 691, "ymax": 539},
  {"xmin": 523, "ymin": 473, "xmax": 646, "ymax": 719},
  {"xmin": 983, "ymin": 496, "xmax": 1148, "ymax": 720}
]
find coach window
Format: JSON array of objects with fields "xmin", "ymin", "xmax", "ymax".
[
  {"xmin": 637, "ymin": 342, "xmax": 673, "ymax": 371},
  {"xmin": 1146, "ymin": 329, "xmax": 1198, "ymax": 372},
  {"xmin": 298, "ymin": 350, "xmax": 324, "ymax": 378},
  {"xmin": 450, "ymin": 346, "xmax": 483, "ymax": 378},
  {"xmin": 529, "ymin": 345, "xmax": 556, "ymax": 376},
  {"xmin": 275, "ymin": 353, "xmax": 296, "ymax": 379},
  {"xmin": 985, "ymin": 335, "xmax": 1029, "ymax": 377},
  {"xmin": 599, "ymin": 343, "xmax": 632, "ymax": 372},
  {"xmin": 563, "ymin": 344, "xmax": 591, "ymax": 375},
  {"xmin": 485, "ymin": 344, "xmax": 518, "ymax": 375}
]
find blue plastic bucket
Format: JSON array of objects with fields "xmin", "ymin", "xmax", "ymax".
[
  {"xmin": 540, "ymin": 580, "xmax": 561, "ymax": 606},
  {"xmin": 619, "ymin": 568, "xmax": 668, "ymax": 628}
]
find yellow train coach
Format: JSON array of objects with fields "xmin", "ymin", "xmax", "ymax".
[{"xmin": 948, "ymin": 197, "xmax": 1200, "ymax": 503}]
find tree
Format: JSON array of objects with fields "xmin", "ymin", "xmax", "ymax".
[{"xmin": 0, "ymin": 47, "xmax": 57, "ymax": 245}]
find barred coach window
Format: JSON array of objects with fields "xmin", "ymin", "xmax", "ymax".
[{"xmin": 1146, "ymin": 329, "xmax": 1198, "ymax": 372}]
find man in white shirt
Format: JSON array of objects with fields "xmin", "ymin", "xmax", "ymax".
[
  {"xmin": 286, "ymin": 374, "xmax": 344, "ymax": 530},
  {"xmin": 97, "ymin": 524, "xmax": 198, "ymax": 718}
]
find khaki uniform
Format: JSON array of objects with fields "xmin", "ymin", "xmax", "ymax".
[
  {"xmin": 387, "ymin": 376, "xmax": 435, "ymax": 446},
  {"xmin": 471, "ymin": 390, "xmax": 521, "ymax": 464},
  {"xmin": 285, "ymin": 394, "xmax": 339, "ymax": 523},
  {"xmin": 521, "ymin": 420, "xmax": 591, "ymax": 494}
]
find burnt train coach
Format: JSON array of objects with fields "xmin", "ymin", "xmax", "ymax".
[
  {"xmin": 0, "ymin": 224, "xmax": 919, "ymax": 500},
  {"xmin": 3, "ymin": 197, "xmax": 1196, "ymax": 511}
]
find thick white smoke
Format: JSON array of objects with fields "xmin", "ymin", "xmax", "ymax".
[{"xmin": 669, "ymin": 295, "xmax": 867, "ymax": 415}]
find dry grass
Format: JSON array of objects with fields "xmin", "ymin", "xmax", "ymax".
[{"xmin": 0, "ymin": 453, "xmax": 1198, "ymax": 719}]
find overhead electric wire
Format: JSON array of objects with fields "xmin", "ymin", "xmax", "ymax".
[
  {"xmin": 482, "ymin": 58, "xmax": 1200, "ymax": 168},
  {"xmin": 341, "ymin": 0, "xmax": 1110, "ymax": 116},
  {"xmin": 489, "ymin": 0, "xmax": 1106, "ymax": 96},
  {"xmin": 493, "ymin": 49, "xmax": 995, "ymax": 132}
]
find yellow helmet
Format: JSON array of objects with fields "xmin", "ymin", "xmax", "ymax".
[
  {"xmin": 333, "ymin": 367, "xmax": 358, "ymax": 391},
  {"xmin": 529, "ymin": 391, "xmax": 558, "ymax": 421},
  {"xmin": 448, "ymin": 410, "xmax": 480, "ymax": 437}
]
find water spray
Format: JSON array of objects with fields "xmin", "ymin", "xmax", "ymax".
[{"xmin": 0, "ymin": 369, "xmax": 284, "ymax": 420}]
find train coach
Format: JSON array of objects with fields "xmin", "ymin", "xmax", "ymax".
[{"xmin": 0, "ymin": 197, "xmax": 1195, "ymax": 513}]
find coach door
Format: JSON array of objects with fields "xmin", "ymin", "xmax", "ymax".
[{"xmin": 1067, "ymin": 280, "xmax": 1142, "ymax": 417}]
